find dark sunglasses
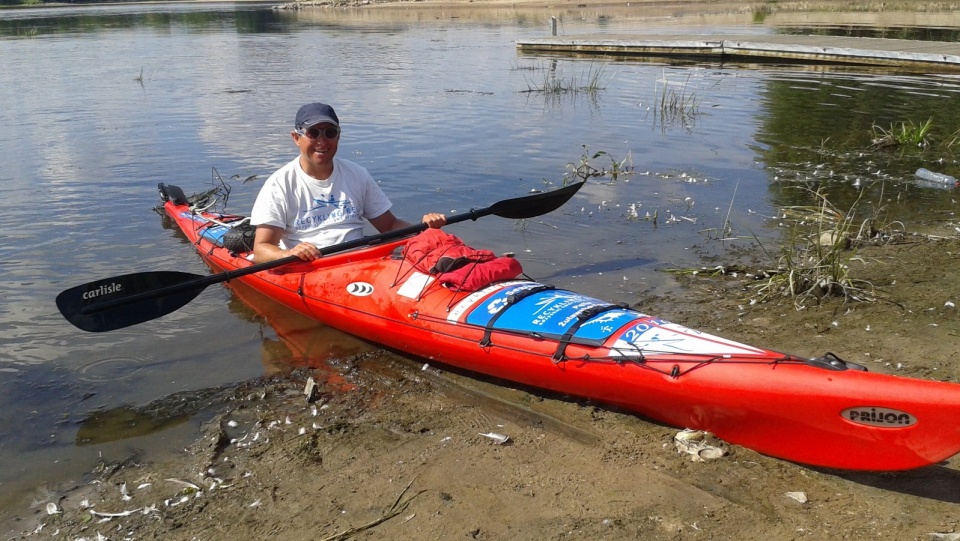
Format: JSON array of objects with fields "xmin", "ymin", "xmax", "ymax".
[{"xmin": 299, "ymin": 125, "xmax": 341, "ymax": 140}]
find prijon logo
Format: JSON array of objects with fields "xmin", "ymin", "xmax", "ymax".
[
  {"xmin": 842, "ymin": 407, "xmax": 916, "ymax": 428},
  {"xmin": 347, "ymin": 282, "xmax": 374, "ymax": 297}
]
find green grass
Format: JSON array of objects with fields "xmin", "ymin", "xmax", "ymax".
[{"xmin": 870, "ymin": 118, "xmax": 933, "ymax": 149}]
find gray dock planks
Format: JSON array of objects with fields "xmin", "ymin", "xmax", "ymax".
[{"xmin": 516, "ymin": 34, "xmax": 960, "ymax": 71}]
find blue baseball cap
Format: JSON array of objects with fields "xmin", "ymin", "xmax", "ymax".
[{"xmin": 295, "ymin": 103, "xmax": 340, "ymax": 131}]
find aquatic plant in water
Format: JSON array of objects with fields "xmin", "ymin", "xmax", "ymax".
[
  {"xmin": 520, "ymin": 63, "xmax": 606, "ymax": 96},
  {"xmin": 870, "ymin": 118, "xmax": 933, "ymax": 149},
  {"xmin": 562, "ymin": 146, "xmax": 634, "ymax": 186},
  {"xmin": 652, "ymin": 70, "xmax": 703, "ymax": 132}
]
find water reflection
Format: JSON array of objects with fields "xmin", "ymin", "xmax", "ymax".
[
  {"xmin": 777, "ymin": 25, "xmax": 960, "ymax": 42},
  {"xmin": 754, "ymin": 70, "xmax": 960, "ymax": 213},
  {"xmin": 223, "ymin": 275, "xmax": 376, "ymax": 376},
  {"xmin": 0, "ymin": 3, "xmax": 279, "ymax": 37}
]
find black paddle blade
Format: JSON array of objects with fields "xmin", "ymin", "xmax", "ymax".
[
  {"xmin": 489, "ymin": 181, "xmax": 584, "ymax": 220},
  {"xmin": 56, "ymin": 271, "xmax": 208, "ymax": 332}
]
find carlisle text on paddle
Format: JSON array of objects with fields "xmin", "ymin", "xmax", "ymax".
[{"xmin": 83, "ymin": 283, "xmax": 123, "ymax": 299}]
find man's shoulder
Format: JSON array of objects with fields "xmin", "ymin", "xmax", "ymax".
[
  {"xmin": 264, "ymin": 157, "xmax": 303, "ymax": 185},
  {"xmin": 333, "ymin": 158, "xmax": 375, "ymax": 181}
]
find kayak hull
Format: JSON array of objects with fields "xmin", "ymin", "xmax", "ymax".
[{"xmin": 162, "ymin": 190, "xmax": 960, "ymax": 471}]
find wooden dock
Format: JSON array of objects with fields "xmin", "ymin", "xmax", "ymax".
[{"xmin": 516, "ymin": 34, "xmax": 960, "ymax": 72}]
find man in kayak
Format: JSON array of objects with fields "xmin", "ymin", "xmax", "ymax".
[{"xmin": 250, "ymin": 102, "xmax": 446, "ymax": 263}]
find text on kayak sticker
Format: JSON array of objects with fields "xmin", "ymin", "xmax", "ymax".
[{"xmin": 610, "ymin": 319, "xmax": 767, "ymax": 357}]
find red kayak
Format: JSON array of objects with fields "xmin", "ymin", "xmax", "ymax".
[{"xmin": 58, "ymin": 181, "xmax": 960, "ymax": 471}]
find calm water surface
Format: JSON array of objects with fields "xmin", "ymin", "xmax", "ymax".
[{"xmin": 2, "ymin": 1, "xmax": 959, "ymax": 528}]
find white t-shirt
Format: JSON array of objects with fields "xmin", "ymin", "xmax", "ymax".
[{"xmin": 250, "ymin": 157, "xmax": 393, "ymax": 249}]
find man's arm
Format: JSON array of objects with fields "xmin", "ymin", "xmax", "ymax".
[
  {"xmin": 369, "ymin": 210, "xmax": 445, "ymax": 233},
  {"xmin": 253, "ymin": 225, "xmax": 321, "ymax": 263}
]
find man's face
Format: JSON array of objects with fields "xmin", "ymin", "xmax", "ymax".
[{"xmin": 294, "ymin": 122, "xmax": 340, "ymax": 173}]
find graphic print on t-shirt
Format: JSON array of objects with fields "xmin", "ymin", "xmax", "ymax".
[{"xmin": 295, "ymin": 195, "xmax": 359, "ymax": 230}]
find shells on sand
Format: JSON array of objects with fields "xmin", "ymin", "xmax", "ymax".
[{"xmin": 673, "ymin": 429, "xmax": 728, "ymax": 462}]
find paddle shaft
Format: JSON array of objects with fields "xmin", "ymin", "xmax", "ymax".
[{"xmin": 58, "ymin": 181, "xmax": 584, "ymax": 331}]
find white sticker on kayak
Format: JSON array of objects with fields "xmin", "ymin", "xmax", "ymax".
[
  {"xmin": 397, "ymin": 272, "xmax": 434, "ymax": 299},
  {"xmin": 842, "ymin": 407, "xmax": 916, "ymax": 428},
  {"xmin": 609, "ymin": 319, "xmax": 767, "ymax": 357},
  {"xmin": 347, "ymin": 282, "xmax": 374, "ymax": 297}
]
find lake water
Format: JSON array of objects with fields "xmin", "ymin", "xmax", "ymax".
[{"xmin": 2, "ymin": 1, "xmax": 959, "ymax": 530}]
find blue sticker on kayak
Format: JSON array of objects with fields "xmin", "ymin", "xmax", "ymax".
[
  {"xmin": 199, "ymin": 224, "xmax": 231, "ymax": 243},
  {"xmin": 180, "ymin": 211, "xmax": 237, "ymax": 245},
  {"xmin": 465, "ymin": 286, "xmax": 639, "ymax": 343}
]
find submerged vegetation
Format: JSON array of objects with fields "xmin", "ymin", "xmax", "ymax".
[{"xmin": 515, "ymin": 147, "xmax": 633, "ymax": 232}]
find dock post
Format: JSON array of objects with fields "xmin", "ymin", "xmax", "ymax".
[{"xmin": 550, "ymin": 16, "xmax": 557, "ymax": 36}]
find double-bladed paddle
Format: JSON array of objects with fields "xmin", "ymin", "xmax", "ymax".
[{"xmin": 57, "ymin": 181, "xmax": 585, "ymax": 333}]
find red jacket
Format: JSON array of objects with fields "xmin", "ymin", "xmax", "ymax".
[{"xmin": 403, "ymin": 229, "xmax": 523, "ymax": 292}]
